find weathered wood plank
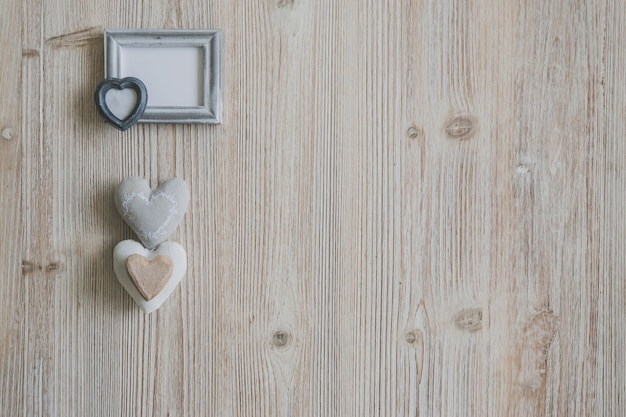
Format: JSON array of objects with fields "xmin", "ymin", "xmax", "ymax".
[
  {"xmin": 0, "ymin": 0, "xmax": 623, "ymax": 416},
  {"xmin": 0, "ymin": 0, "xmax": 25, "ymax": 414}
]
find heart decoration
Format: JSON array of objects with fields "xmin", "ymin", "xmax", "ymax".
[
  {"xmin": 114, "ymin": 176, "xmax": 190, "ymax": 249},
  {"xmin": 114, "ymin": 240, "xmax": 187, "ymax": 313},
  {"xmin": 126, "ymin": 254, "xmax": 174, "ymax": 301},
  {"xmin": 95, "ymin": 77, "xmax": 148, "ymax": 131},
  {"xmin": 113, "ymin": 176, "xmax": 190, "ymax": 313}
]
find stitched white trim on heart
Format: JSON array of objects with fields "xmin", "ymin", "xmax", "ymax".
[{"xmin": 114, "ymin": 177, "xmax": 190, "ymax": 249}]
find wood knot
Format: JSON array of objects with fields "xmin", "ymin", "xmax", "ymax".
[
  {"xmin": 22, "ymin": 260, "xmax": 62, "ymax": 276},
  {"xmin": 277, "ymin": 0, "xmax": 295, "ymax": 8},
  {"xmin": 444, "ymin": 115, "xmax": 477, "ymax": 140},
  {"xmin": 404, "ymin": 329, "xmax": 424, "ymax": 383},
  {"xmin": 22, "ymin": 49, "xmax": 39, "ymax": 58},
  {"xmin": 518, "ymin": 310, "xmax": 559, "ymax": 391},
  {"xmin": 2, "ymin": 128, "xmax": 13, "ymax": 140},
  {"xmin": 523, "ymin": 311, "xmax": 559, "ymax": 350},
  {"xmin": 454, "ymin": 307, "xmax": 483, "ymax": 332},
  {"xmin": 46, "ymin": 263, "xmax": 61, "ymax": 272},
  {"xmin": 406, "ymin": 126, "xmax": 423, "ymax": 139},
  {"xmin": 272, "ymin": 331, "xmax": 292, "ymax": 348},
  {"xmin": 22, "ymin": 260, "xmax": 41, "ymax": 274},
  {"xmin": 405, "ymin": 329, "xmax": 424, "ymax": 347}
]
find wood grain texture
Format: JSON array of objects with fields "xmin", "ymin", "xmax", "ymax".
[{"xmin": 0, "ymin": 0, "xmax": 624, "ymax": 416}]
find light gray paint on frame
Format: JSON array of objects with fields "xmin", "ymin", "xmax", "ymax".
[{"xmin": 104, "ymin": 29, "xmax": 222, "ymax": 124}]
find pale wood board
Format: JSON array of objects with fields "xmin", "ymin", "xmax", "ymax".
[{"xmin": 0, "ymin": 0, "xmax": 624, "ymax": 416}]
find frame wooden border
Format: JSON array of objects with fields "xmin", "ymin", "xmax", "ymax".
[{"xmin": 104, "ymin": 29, "xmax": 222, "ymax": 124}]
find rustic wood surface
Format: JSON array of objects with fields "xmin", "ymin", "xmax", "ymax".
[{"xmin": 1, "ymin": 0, "xmax": 624, "ymax": 416}]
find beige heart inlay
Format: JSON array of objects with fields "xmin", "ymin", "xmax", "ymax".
[{"xmin": 126, "ymin": 254, "xmax": 174, "ymax": 301}]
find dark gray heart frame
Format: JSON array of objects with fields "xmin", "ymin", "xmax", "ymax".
[{"xmin": 95, "ymin": 77, "xmax": 148, "ymax": 131}]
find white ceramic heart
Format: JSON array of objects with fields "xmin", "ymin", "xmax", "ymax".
[
  {"xmin": 113, "ymin": 240, "xmax": 187, "ymax": 313},
  {"xmin": 115, "ymin": 176, "xmax": 189, "ymax": 249}
]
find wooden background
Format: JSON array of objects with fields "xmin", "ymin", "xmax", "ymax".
[{"xmin": 1, "ymin": 0, "xmax": 624, "ymax": 415}]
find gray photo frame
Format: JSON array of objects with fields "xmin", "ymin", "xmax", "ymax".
[{"xmin": 105, "ymin": 29, "xmax": 222, "ymax": 124}]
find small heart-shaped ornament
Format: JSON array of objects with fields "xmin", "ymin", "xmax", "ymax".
[
  {"xmin": 95, "ymin": 77, "xmax": 147, "ymax": 131},
  {"xmin": 115, "ymin": 176, "xmax": 190, "ymax": 249},
  {"xmin": 114, "ymin": 240, "xmax": 187, "ymax": 313}
]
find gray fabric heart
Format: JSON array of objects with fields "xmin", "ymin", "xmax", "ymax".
[{"xmin": 114, "ymin": 176, "xmax": 189, "ymax": 249}]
